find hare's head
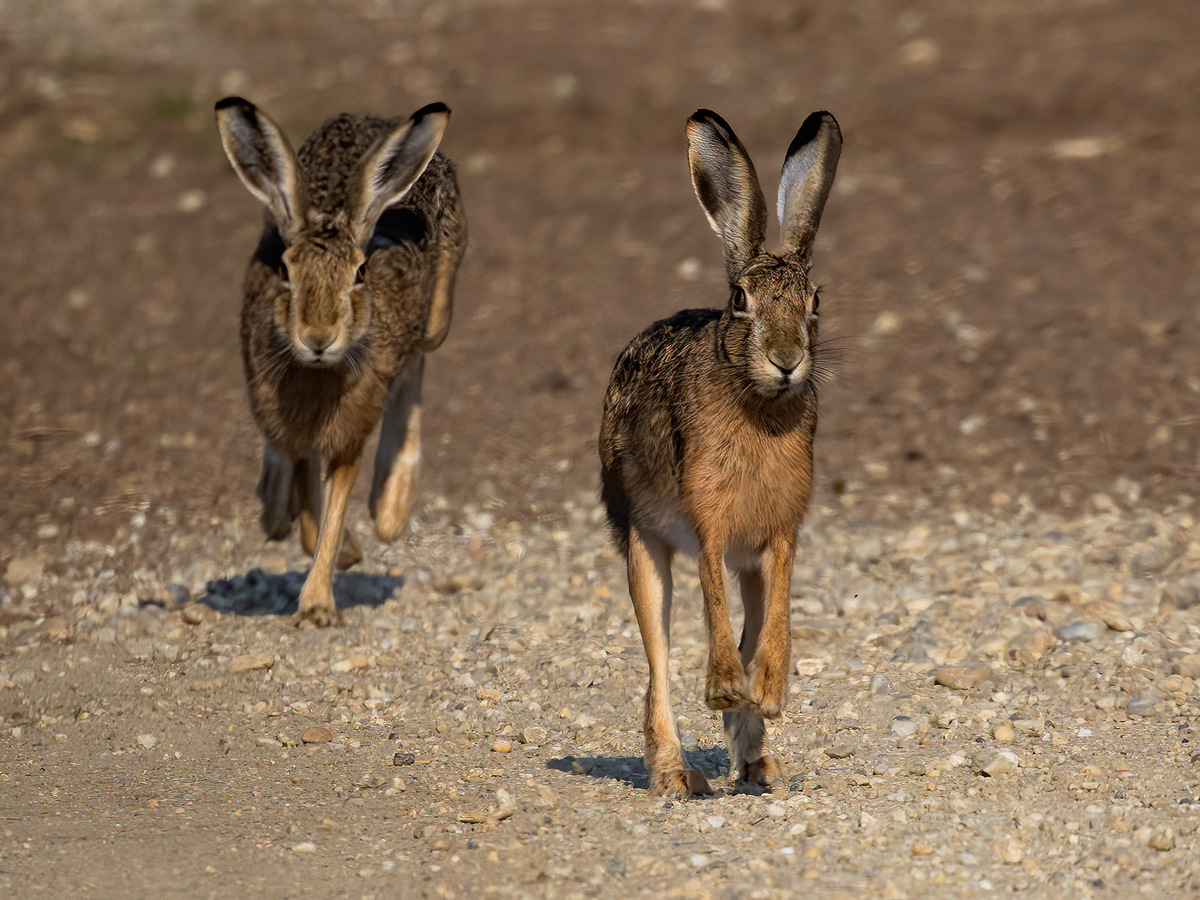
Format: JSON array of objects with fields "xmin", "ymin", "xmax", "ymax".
[
  {"xmin": 687, "ymin": 109, "xmax": 841, "ymax": 398},
  {"xmin": 215, "ymin": 98, "xmax": 449, "ymax": 366}
]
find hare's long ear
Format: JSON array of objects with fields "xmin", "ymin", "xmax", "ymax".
[
  {"xmin": 215, "ymin": 97, "xmax": 305, "ymax": 240},
  {"xmin": 687, "ymin": 109, "xmax": 767, "ymax": 278},
  {"xmin": 778, "ymin": 111, "xmax": 842, "ymax": 259},
  {"xmin": 352, "ymin": 102, "xmax": 449, "ymax": 244}
]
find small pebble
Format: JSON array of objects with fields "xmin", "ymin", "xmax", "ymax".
[
  {"xmin": 993, "ymin": 724, "xmax": 1015, "ymax": 742},
  {"xmin": 228, "ymin": 653, "xmax": 275, "ymax": 674},
  {"xmin": 301, "ymin": 727, "xmax": 332, "ymax": 744},
  {"xmin": 934, "ymin": 663, "xmax": 993, "ymax": 690},
  {"xmin": 491, "ymin": 740, "xmax": 512, "ymax": 753},
  {"xmin": 980, "ymin": 751, "xmax": 1019, "ymax": 777},
  {"xmin": 137, "ymin": 734, "xmax": 158, "ymax": 750},
  {"xmin": 1058, "ymin": 622, "xmax": 1102, "ymax": 643}
]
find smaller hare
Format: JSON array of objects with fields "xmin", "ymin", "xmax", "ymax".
[
  {"xmin": 215, "ymin": 97, "xmax": 466, "ymax": 626},
  {"xmin": 600, "ymin": 109, "xmax": 841, "ymax": 796}
]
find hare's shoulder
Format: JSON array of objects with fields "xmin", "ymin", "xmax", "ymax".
[{"xmin": 614, "ymin": 308, "xmax": 720, "ymax": 375}]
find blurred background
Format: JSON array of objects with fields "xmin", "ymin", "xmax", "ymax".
[{"xmin": 2, "ymin": 0, "xmax": 1198, "ymax": 566}]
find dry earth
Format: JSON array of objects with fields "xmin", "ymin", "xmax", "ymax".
[{"xmin": 2, "ymin": 1, "xmax": 1200, "ymax": 897}]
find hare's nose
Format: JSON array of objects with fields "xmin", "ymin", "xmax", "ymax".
[
  {"xmin": 768, "ymin": 350, "xmax": 803, "ymax": 376},
  {"xmin": 304, "ymin": 331, "xmax": 335, "ymax": 355}
]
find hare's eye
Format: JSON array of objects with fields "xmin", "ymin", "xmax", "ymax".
[
  {"xmin": 812, "ymin": 291, "xmax": 821, "ymax": 315},
  {"xmin": 731, "ymin": 287, "xmax": 747, "ymax": 312},
  {"xmin": 277, "ymin": 262, "xmax": 290, "ymax": 284},
  {"xmin": 354, "ymin": 262, "xmax": 368, "ymax": 285}
]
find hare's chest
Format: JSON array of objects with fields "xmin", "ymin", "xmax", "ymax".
[{"xmin": 684, "ymin": 412, "xmax": 815, "ymax": 545}]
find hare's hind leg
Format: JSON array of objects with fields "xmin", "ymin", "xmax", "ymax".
[
  {"xmin": 257, "ymin": 445, "xmax": 298, "ymax": 540},
  {"xmin": 370, "ymin": 353, "xmax": 424, "ymax": 542},
  {"xmin": 296, "ymin": 451, "xmax": 362, "ymax": 571},
  {"xmin": 296, "ymin": 456, "xmax": 361, "ymax": 627},
  {"xmin": 419, "ymin": 189, "xmax": 466, "ymax": 353},
  {"xmin": 628, "ymin": 526, "xmax": 711, "ymax": 798},
  {"xmin": 721, "ymin": 564, "xmax": 782, "ymax": 788}
]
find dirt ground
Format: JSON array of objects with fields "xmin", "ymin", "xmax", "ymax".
[{"xmin": 2, "ymin": 0, "xmax": 1200, "ymax": 897}]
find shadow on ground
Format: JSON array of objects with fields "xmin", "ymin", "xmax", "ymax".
[
  {"xmin": 548, "ymin": 745, "xmax": 773, "ymax": 796},
  {"xmin": 199, "ymin": 567, "xmax": 405, "ymax": 617}
]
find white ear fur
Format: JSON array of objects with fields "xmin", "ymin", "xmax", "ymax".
[
  {"xmin": 687, "ymin": 109, "xmax": 768, "ymax": 278},
  {"xmin": 355, "ymin": 103, "xmax": 450, "ymax": 243},
  {"xmin": 777, "ymin": 111, "xmax": 842, "ymax": 257},
  {"xmin": 215, "ymin": 97, "xmax": 304, "ymax": 240}
]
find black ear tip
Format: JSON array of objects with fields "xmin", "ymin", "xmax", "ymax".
[
  {"xmin": 215, "ymin": 96, "xmax": 253, "ymax": 113},
  {"xmin": 688, "ymin": 109, "xmax": 737, "ymax": 145},
  {"xmin": 413, "ymin": 101, "xmax": 451, "ymax": 120},
  {"xmin": 787, "ymin": 110, "xmax": 841, "ymax": 158}
]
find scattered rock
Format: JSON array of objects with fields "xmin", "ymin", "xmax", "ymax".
[
  {"xmin": 136, "ymin": 734, "xmax": 158, "ymax": 750},
  {"xmin": 1013, "ymin": 596, "xmax": 1048, "ymax": 620},
  {"xmin": 1148, "ymin": 826, "xmax": 1176, "ymax": 852},
  {"xmin": 1007, "ymin": 629, "xmax": 1057, "ymax": 666},
  {"xmin": 4, "ymin": 552, "xmax": 45, "ymax": 587},
  {"xmin": 979, "ymin": 751, "xmax": 1019, "ymax": 777},
  {"xmin": 521, "ymin": 727, "xmax": 548, "ymax": 746},
  {"xmin": 228, "ymin": 653, "xmax": 275, "ymax": 674},
  {"xmin": 1057, "ymin": 621, "xmax": 1102, "ymax": 643},
  {"xmin": 491, "ymin": 740, "xmax": 512, "ymax": 753},
  {"xmin": 301, "ymin": 727, "xmax": 333, "ymax": 744},
  {"xmin": 824, "ymin": 742, "xmax": 856, "ymax": 759},
  {"xmin": 934, "ymin": 663, "xmax": 993, "ymax": 690}
]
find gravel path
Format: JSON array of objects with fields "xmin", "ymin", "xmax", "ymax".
[{"xmin": 3, "ymin": 486, "xmax": 1199, "ymax": 897}]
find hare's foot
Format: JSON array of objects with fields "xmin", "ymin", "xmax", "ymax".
[
  {"xmin": 736, "ymin": 754, "xmax": 782, "ymax": 789},
  {"xmin": 649, "ymin": 766, "xmax": 712, "ymax": 799},
  {"xmin": 746, "ymin": 658, "xmax": 785, "ymax": 719},
  {"xmin": 293, "ymin": 601, "xmax": 343, "ymax": 628},
  {"xmin": 294, "ymin": 581, "xmax": 342, "ymax": 628},
  {"xmin": 705, "ymin": 650, "xmax": 746, "ymax": 711},
  {"xmin": 723, "ymin": 702, "xmax": 778, "ymax": 787}
]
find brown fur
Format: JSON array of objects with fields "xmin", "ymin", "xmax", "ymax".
[
  {"xmin": 216, "ymin": 99, "xmax": 466, "ymax": 626},
  {"xmin": 600, "ymin": 109, "xmax": 841, "ymax": 795}
]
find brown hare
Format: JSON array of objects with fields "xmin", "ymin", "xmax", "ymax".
[
  {"xmin": 215, "ymin": 97, "xmax": 466, "ymax": 626},
  {"xmin": 600, "ymin": 109, "xmax": 841, "ymax": 796}
]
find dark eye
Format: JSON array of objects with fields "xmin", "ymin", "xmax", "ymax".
[
  {"xmin": 731, "ymin": 286, "xmax": 747, "ymax": 312},
  {"xmin": 278, "ymin": 262, "xmax": 290, "ymax": 284},
  {"xmin": 812, "ymin": 290, "xmax": 820, "ymax": 315},
  {"xmin": 354, "ymin": 262, "xmax": 368, "ymax": 285}
]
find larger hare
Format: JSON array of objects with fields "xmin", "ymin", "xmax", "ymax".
[
  {"xmin": 600, "ymin": 109, "xmax": 841, "ymax": 796},
  {"xmin": 215, "ymin": 97, "xmax": 466, "ymax": 626}
]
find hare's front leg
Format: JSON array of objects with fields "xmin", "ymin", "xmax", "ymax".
[
  {"xmin": 699, "ymin": 537, "xmax": 746, "ymax": 711},
  {"xmin": 745, "ymin": 533, "xmax": 796, "ymax": 719},
  {"xmin": 370, "ymin": 354, "xmax": 423, "ymax": 542},
  {"xmin": 296, "ymin": 456, "xmax": 361, "ymax": 627},
  {"xmin": 721, "ymin": 563, "xmax": 782, "ymax": 788},
  {"xmin": 628, "ymin": 526, "xmax": 711, "ymax": 798},
  {"xmin": 295, "ymin": 451, "xmax": 362, "ymax": 571}
]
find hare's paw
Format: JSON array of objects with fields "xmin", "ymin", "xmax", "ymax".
[
  {"xmin": 650, "ymin": 767, "xmax": 712, "ymax": 799},
  {"xmin": 747, "ymin": 660, "xmax": 786, "ymax": 719},
  {"xmin": 293, "ymin": 603, "xmax": 344, "ymax": 628},
  {"xmin": 738, "ymin": 754, "xmax": 782, "ymax": 789},
  {"xmin": 295, "ymin": 582, "xmax": 343, "ymax": 628},
  {"xmin": 705, "ymin": 654, "xmax": 746, "ymax": 711}
]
